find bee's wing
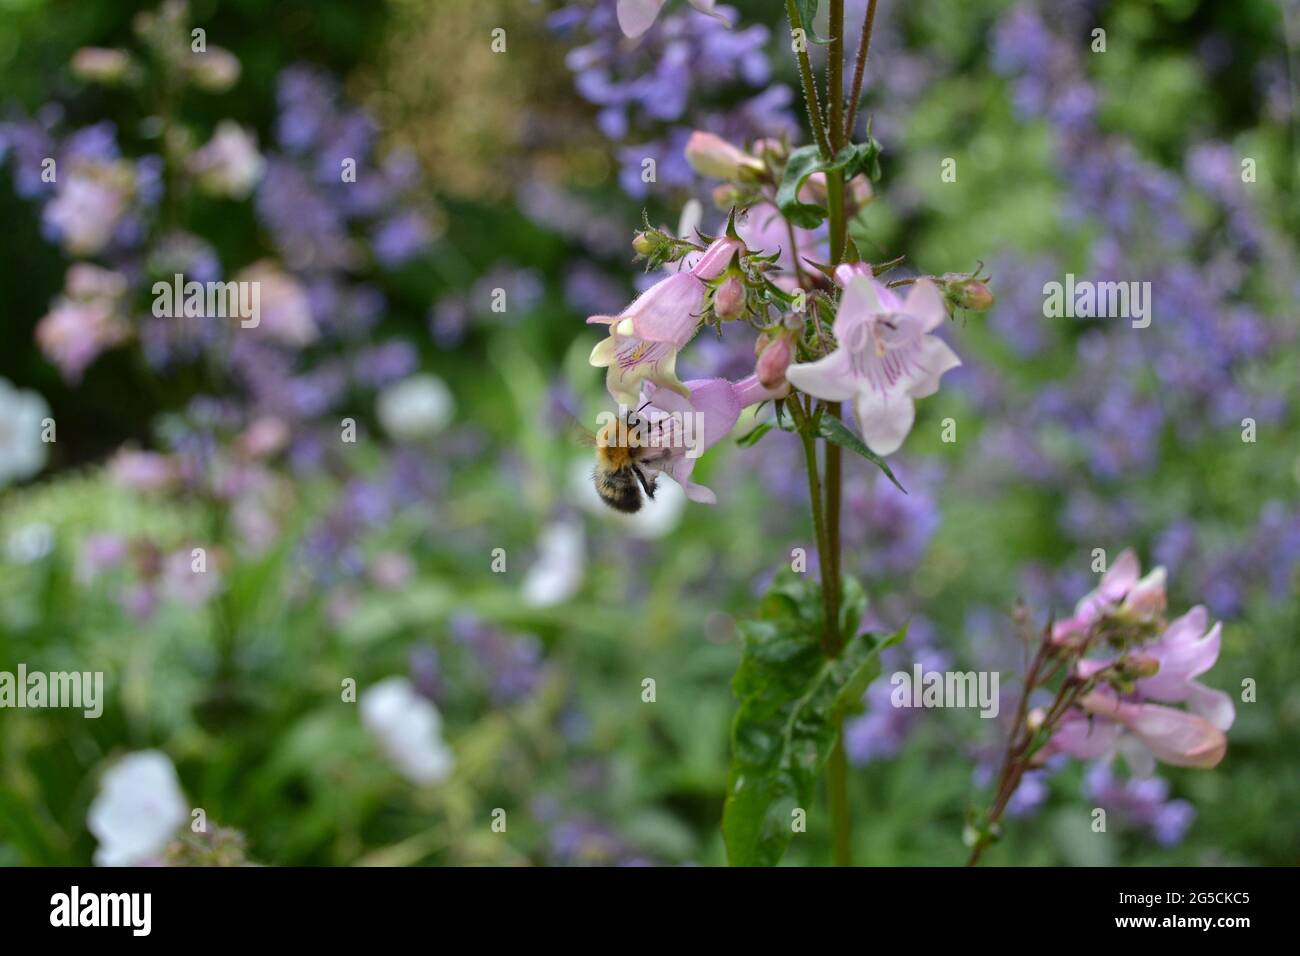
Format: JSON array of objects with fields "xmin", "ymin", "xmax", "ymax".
[{"xmin": 570, "ymin": 418, "xmax": 599, "ymax": 448}]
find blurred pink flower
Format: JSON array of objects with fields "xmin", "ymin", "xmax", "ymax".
[
  {"xmin": 616, "ymin": 0, "xmax": 727, "ymax": 38},
  {"xmin": 35, "ymin": 300, "xmax": 128, "ymax": 382},
  {"xmin": 108, "ymin": 449, "xmax": 178, "ymax": 493},
  {"xmin": 43, "ymin": 162, "xmax": 132, "ymax": 256},
  {"xmin": 1052, "ymin": 548, "xmax": 1167, "ymax": 642}
]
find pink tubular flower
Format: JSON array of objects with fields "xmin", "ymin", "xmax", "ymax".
[
  {"xmin": 784, "ymin": 273, "xmax": 961, "ymax": 456},
  {"xmin": 1074, "ymin": 693, "xmax": 1227, "ymax": 769},
  {"xmin": 636, "ymin": 374, "xmax": 786, "ymax": 504},
  {"xmin": 1046, "ymin": 575, "xmax": 1233, "ymax": 773},
  {"xmin": 756, "ymin": 336, "xmax": 792, "ymax": 389},
  {"xmin": 588, "ymin": 236, "xmax": 743, "ymax": 405},
  {"xmin": 616, "ymin": 0, "xmax": 727, "ymax": 38},
  {"xmin": 1137, "ymin": 606, "xmax": 1234, "ymax": 731},
  {"xmin": 1052, "ymin": 548, "xmax": 1167, "ymax": 642}
]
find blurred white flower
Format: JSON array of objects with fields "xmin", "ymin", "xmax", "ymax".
[
  {"xmin": 569, "ymin": 457, "xmax": 686, "ymax": 539},
  {"xmin": 5, "ymin": 522, "xmax": 54, "ymax": 564},
  {"xmin": 360, "ymin": 677, "xmax": 454, "ymax": 785},
  {"xmin": 186, "ymin": 46, "xmax": 241, "ymax": 92},
  {"xmin": 0, "ymin": 378, "xmax": 50, "ymax": 488},
  {"xmin": 376, "ymin": 374, "xmax": 454, "ymax": 441},
  {"xmin": 522, "ymin": 519, "xmax": 585, "ymax": 607},
  {"xmin": 189, "ymin": 121, "xmax": 265, "ymax": 199},
  {"xmin": 87, "ymin": 751, "xmax": 188, "ymax": 866}
]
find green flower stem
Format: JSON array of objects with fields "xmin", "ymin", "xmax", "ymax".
[
  {"xmin": 844, "ymin": 0, "xmax": 879, "ymax": 142},
  {"xmin": 792, "ymin": 397, "xmax": 836, "ymax": 656},
  {"xmin": 784, "ymin": 0, "xmax": 832, "ymax": 159},
  {"xmin": 824, "ymin": 0, "xmax": 852, "ymax": 868},
  {"xmin": 828, "ymin": 714, "xmax": 852, "ymax": 866}
]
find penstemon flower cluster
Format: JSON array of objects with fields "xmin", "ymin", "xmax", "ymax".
[
  {"xmin": 585, "ymin": 0, "xmax": 992, "ymax": 866},
  {"xmin": 967, "ymin": 550, "xmax": 1234, "ymax": 864},
  {"xmin": 585, "ymin": 0, "xmax": 1233, "ymax": 868}
]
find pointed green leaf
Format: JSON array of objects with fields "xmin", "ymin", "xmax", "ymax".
[
  {"xmin": 735, "ymin": 421, "xmax": 774, "ymax": 447},
  {"xmin": 815, "ymin": 413, "xmax": 907, "ymax": 494},
  {"xmin": 722, "ymin": 573, "xmax": 895, "ymax": 866}
]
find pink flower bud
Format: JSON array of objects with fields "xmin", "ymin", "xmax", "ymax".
[
  {"xmin": 847, "ymin": 174, "xmax": 874, "ymax": 208},
  {"xmin": 685, "ymin": 131, "xmax": 764, "ymax": 182},
  {"xmin": 831, "ymin": 262, "xmax": 873, "ymax": 288},
  {"xmin": 713, "ymin": 275, "xmax": 745, "ymax": 320},
  {"xmin": 943, "ymin": 277, "xmax": 995, "ymax": 311},
  {"xmin": 756, "ymin": 336, "xmax": 792, "ymax": 389},
  {"xmin": 71, "ymin": 48, "xmax": 132, "ymax": 84}
]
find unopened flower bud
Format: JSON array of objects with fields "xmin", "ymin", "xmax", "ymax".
[
  {"xmin": 943, "ymin": 277, "xmax": 995, "ymax": 311},
  {"xmin": 1118, "ymin": 653, "xmax": 1161, "ymax": 679},
  {"xmin": 713, "ymin": 275, "xmax": 746, "ymax": 321},
  {"xmin": 632, "ymin": 232, "xmax": 657, "ymax": 256},
  {"xmin": 685, "ymin": 131, "xmax": 764, "ymax": 182},
  {"xmin": 756, "ymin": 336, "xmax": 792, "ymax": 389},
  {"xmin": 751, "ymin": 138, "xmax": 787, "ymax": 162},
  {"xmin": 832, "ymin": 262, "xmax": 873, "ymax": 288},
  {"xmin": 1026, "ymin": 707, "xmax": 1046, "ymax": 732}
]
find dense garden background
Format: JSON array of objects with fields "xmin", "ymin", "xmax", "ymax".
[{"xmin": 0, "ymin": 0, "xmax": 1296, "ymax": 866}]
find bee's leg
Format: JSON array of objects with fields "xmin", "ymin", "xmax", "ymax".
[{"xmin": 632, "ymin": 466, "xmax": 657, "ymax": 500}]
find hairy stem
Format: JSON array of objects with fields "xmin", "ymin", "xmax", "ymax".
[
  {"xmin": 785, "ymin": 0, "xmax": 832, "ymax": 158},
  {"xmin": 823, "ymin": 0, "xmax": 852, "ymax": 868},
  {"xmin": 794, "ymin": 399, "xmax": 836, "ymax": 656},
  {"xmin": 843, "ymin": 0, "xmax": 879, "ymax": 141}
]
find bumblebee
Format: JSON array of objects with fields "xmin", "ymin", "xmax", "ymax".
[{"xmin": 582, "ymin": 409, "xmax": 671, "ymax": 513}]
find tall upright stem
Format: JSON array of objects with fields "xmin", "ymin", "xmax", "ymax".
[
  {"xmin": 823, "ymin": 0, "xmax": 851, "ymax": 867},
  {"xmin": 784, "ymin": 0, "xmax": 832, "ymax": 159}
]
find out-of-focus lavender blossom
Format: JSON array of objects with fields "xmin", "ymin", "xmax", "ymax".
[
  {"xmin": 549, "ymin": 1, "xmax": 795, "ymax": 200},
  {"xmin": 1085, "ymin": 763, "xmax": 1195, "ymax": 847},
  {"xmin": 845, "ymin": 619, "xmax": 951, "ymax": 766},
  {"xmin": 450, "ymin": 613, "xmax": 544, "ymax": 706},
  {"xmin": 428, "ymin": 264, "xmax": 544, "ymax": 347},
  {"xmin": 946, "ymin": 3, "xmax": 1300, "ymax": 626}
]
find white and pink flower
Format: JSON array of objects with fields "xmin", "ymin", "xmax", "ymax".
[{"xmin": 785, "ymin": 270, "xmax": 961, "ymax": 456}]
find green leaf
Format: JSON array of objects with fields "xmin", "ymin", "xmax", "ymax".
[
  {"xmin": 792, "ymin": 0, "xmax": 832, "ymax": 44},
  {"xmin": 735, "ymin": 421, "xmax": 773, "ymax": 447},
  {"xmin": 773, "ymin": 399, "xmax": 801, "ymax": 434},
  {"xmin": 775, "ymin": 140, "xmax": 885, "ymax": 229},
  {"xmin": 722, "ymin": 573, "xmax": 896, "ymax": 867},
  {"xmin": 815, "ymin": 414, "xmax": 907, "ymax": 494},
  {"xmin": 776, "ymin": 145, "xmax": 830, "ymax": 229}
]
